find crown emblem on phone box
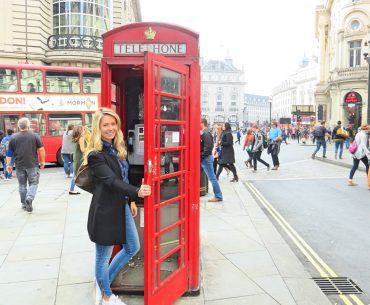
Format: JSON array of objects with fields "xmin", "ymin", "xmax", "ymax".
[{"xmin": 144, "ymin": 27, "xmax": 156, "ymax": 40}]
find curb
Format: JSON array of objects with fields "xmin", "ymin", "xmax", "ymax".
[{"xmin": 315, "ymin": 156, "xmax": 367, "ymax": 173}]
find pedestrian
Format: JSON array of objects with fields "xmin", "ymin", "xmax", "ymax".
[
  {"xmin": 61, "ymin": 124, "xmax": 74, "ymax": 178},
  {"xmin": 368, "ymin": 133, "xmax": 370, "ymax": 190},
  {"xmin": 312, "ymin": 121, "xmax": 327, "ymax": 159},
  {"xmin": 281, "ymin": 129, "xmax": 288, "ymax": 145},
  {"xmin": 345, "ymin": 124, "xmax": 354, "ymax": 149},
  {"xmin": 1, "ymin": 129, "xmax": 15, "ymax": 180},
  {"xmin": 216, "ymin": 122, "xmax": 238, "ymax": 182},
  {"xmin": 243, "ymin": 128, "xmax": 254, "ymax": 168},
  {"xmin": 200, "ymin": 118, "xmax": 223, "ymax": 202},
  {"xmin": 332, "ymin": 120, "xmax": 348, "ymax": 159},
  {"xmin": 268, "ymin": 122, "xmax": 282, "ymax": 170},
  {"xmin": 252, "ymin": 125, "xmax": 270, "ymax": 172},
  {"xmin": 86, "ymin": 108, "xmax": 151, "ymax": 305},
  {"xmin": 69, "ymin": 126, "xmax": 88, "ymax": 195},
  {"xmin": 234, "ymin": 127, "xmax": 241, "ymax": 145},
  {"xmin": 212, "ymin": 124, "xmax": 223, "ymax": 175},
  {"xmin": 0, "ymin": 130, "xmax": 4, "ymax": 178},
  {"xmin": 6, "ymin": 117, "xmax": 46, "ymax": 212},
  {"xmin": 348, "ymin": 124, "xmax": 369, "ymax": 186}
]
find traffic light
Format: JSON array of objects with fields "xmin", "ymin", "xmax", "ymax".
[{"xmin": 348, "ymin": 112, "xmax": 356, "ymax": 124}]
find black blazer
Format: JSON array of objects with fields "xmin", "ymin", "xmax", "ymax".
[
  {"xmin": 218, "ymin": 131, "xmax": 235, "ymax": 164},
  {"xmin": 87, "ymin": 148, "xmax": 138, "ymax": 245}
]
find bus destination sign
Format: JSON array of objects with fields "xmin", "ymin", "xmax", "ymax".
[{"xmin": 114, "ymin": 43, "xmax": 187, "ymax": 55}]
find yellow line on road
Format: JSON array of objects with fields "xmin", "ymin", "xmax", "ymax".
[{"xmin": 245, "ymin": 182, "xmax": 364, "ymax": 305}]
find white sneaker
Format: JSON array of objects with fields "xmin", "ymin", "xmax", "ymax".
[
  {"xmin": 95, "ymin": 281, "xmax": 102, "ymax": 305},
  {"xmin": 102, "ymin": 295, "xmax": 127, "ymax": 305}
]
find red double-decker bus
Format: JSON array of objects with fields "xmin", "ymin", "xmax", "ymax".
[{"xmin": 0, "ymin": 64, "xmax": 101, "ymax": 165}]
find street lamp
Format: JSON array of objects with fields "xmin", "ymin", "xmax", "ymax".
[{"xmin": 363, "ymin": 41, "xmax": 370, "ymax": 124}]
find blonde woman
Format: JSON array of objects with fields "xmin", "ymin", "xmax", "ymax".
[{"xmin": 86, "ymin": 108, "xmax": 151, "ymax": 305}]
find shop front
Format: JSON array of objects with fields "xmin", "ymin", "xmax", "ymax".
[{"xmin": 343, "ymin": 91, "xmax": 362, "ymax": 130}]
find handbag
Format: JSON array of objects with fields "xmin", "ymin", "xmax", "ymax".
[
  {"xmin": 349, "ymin": 139, "xmax": 358, "ymax": 154},
  {"xmin": 74, "ymin": 163, "xmax": 95, "ymax": 194}
]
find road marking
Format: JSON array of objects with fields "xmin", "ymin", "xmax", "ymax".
[{"xmin": 244, "ymin": 181, "xmax": 364, "ymax": 305}]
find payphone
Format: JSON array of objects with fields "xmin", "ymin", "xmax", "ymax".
[{"xmin": 101, "ymin": 22, "xmax": 201, "ymax": 305}]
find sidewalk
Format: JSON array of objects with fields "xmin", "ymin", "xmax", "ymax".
[
  {"xmin": 0, "ymin": 169, "xmax": 331, "ymax": 305},
  {"xmin": 314, "ymin": 145, "xmax": 367, "ymax": 173}
]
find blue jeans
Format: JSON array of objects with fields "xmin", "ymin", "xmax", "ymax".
[
  {"xmin": 95, "ymin": 204, "xmax": 140, "ymax": 297},
  {"xmin": 2, "ymin": 158, "xmax": 15, "ymax": 179},
  {"xmin": 313, "ymin": 139, "xmax": 326, "ymax": 157},
  {"xmin": 335, "ymin": 140, "xmax": 344, "ymax": 158},
  {"xmin": 201, "ymin": 155, "xmax": 223, "ymax": 200},
  {"xmin": 62, "ymin": 153, "xmax": 73, "ymax": 175},
  {"xmin": 16, "ymin": 167, "xmax": 40, "ymax": 204},
  {"xmin": 69, "ymin": 175, "xmax": 76, "ymax": 191},
  {"xmin": 345, "ymin": 138, "xmax": 351, "ymax": 149}
]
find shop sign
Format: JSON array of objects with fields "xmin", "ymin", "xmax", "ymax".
[
  {"xmin": 114, "ymin": 43, "xmax": 187, "ymax": 55},
  {"xmin": 345, "ymin": 92, "xmax": 359, "ymax": 103}
]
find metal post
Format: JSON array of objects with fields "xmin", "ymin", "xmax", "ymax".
[
  {"xmin": 269, "ymin": 100, "xmax": 272, "ymax": 125},
  {"xmin": 25, "ymin": 0, "xmax": 28, "ymax": 63}
]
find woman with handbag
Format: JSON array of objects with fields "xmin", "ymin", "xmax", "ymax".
[
  {"xmin": 216, "ymin": 122, "xmax": 238, "ymax": 182},
  {"xmin": 85, "ymin": 108, "xmax": 151, "ymax": 305},
  {"xmin": 348, "ymin": 124, "xmax": 369, "ymax": 186}
]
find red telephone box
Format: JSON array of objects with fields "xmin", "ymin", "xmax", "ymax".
[{"xmin": 101, "ymin": 22, "xmax": 200, "ymax": 305}]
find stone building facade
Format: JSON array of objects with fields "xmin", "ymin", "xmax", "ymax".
[
  {"xmin": 243, "ymin": 94, "xmax": 271, "ymax": 126},
  {"xmin": 271, "ymin": 56, "xmax": 318, "ymax": 122},
  {"xmin": 315, "ymin": 0, "xmax": 370, "ymax": 128},
  {"xmin": 201, "ymin": 57, "xmax": 246, "ymax": 128},
  {"xmin": 0, "ymin": 0, "xmax": 141, "ymax": 67}
]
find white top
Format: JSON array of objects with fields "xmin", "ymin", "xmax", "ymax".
[
  {"xmin": 352, "ymin": 130, "xmax": 370, "ymax": 160},
  {"xmin": 61, "ymin": 130, "xmax": 74, "ymax": 154}
]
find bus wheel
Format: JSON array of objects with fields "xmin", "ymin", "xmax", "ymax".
[{"xmin": 57, "ymin": 149, "xmax": 64, "ymax": 166}]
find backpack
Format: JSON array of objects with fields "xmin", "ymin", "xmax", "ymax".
[
  {"xmin": 336, "ymin": 127, "xmax": 348, "ymax": 139},
  {"xmin": 349, "ymin": 140, "xmax": 358, "ymax": 154},
  {"xmin": 262, "ymin": 134, "xmax": 268, "ymax": 149},
  {"xmin": 0, "ymin": 139, "xmax": 9, "ymax": 158},
  {"xmin": 314, "ymin": 127, "xmax": 324, "ymax": 138}
]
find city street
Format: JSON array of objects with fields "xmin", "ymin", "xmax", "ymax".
[{"xmin": 234, "ymin": 138, "xmax": 369, "ymax": 304}]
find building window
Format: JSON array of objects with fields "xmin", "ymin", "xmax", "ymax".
[
  {"xmin": 351, "ymin": 20, "xmax": 360, "ymax": 31},
  {"xmin": 52, "ymin": 0, "xmax": 112, "ymax": 37},
  {"xmin": 349, "ymin": 40, "xmax": 362, "ymax": 67}
]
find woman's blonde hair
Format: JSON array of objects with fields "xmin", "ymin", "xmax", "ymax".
[{"xmin": 84, "ymin": 108, "xmax": 127, "ymax": 164}]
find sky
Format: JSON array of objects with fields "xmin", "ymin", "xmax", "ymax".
[{"xmin": 140, "ymin": 0, "xmax": 321, "ymax": 96}]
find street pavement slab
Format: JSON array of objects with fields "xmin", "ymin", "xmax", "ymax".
[{"xmin": 0, "ymin": 168, "xmax": 332, "ymax": 305}]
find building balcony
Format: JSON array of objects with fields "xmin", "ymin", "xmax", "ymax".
[{"xmin": 330, "ymin": 66, "xmax": 368, "ymax": 83}]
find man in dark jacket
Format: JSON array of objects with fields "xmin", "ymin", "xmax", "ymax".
[
  {"xmin": 200, "ymin": 118, "xmax": 223, "ymax": 202},
  {"xmin": 332, "ymin": 120, "xmax": 347, "ymax": 159},
  {"xmin": 312, "ymin": 121, "xmax": 327, "ymax": 159}
]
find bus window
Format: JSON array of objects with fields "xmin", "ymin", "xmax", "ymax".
[
  {"xmin": 83, "ymin": 72, "xmax": 101, "ymax": 93},
  {"xmin": 84, "ymin": 113, "xmax": 93, "ymax": 130},
  {"xmin": 48, "ymin": 113, "xmax": 82, "ymax": 136},
  {"xmin": 0, "ymin": 69, "xmax": 17, "ymax": 92},
  {"xmin": 21, "ymin": 69, "xmax": 44, "ymax": 93},
  {"xmin": 0, "ymin": 115, "xmax": 19, "ymax": 131},
  {"xmin": 24, "ymin": 113, "xmax": 46, "ymax": 136},
  {"xmin": 46, "ymin": 71, "xmax": 80, "ymax": 93}
]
